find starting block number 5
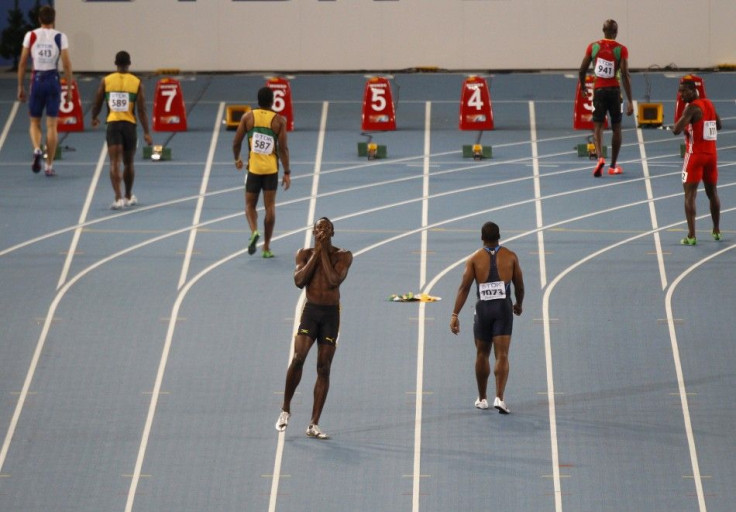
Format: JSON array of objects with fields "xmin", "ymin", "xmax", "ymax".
[{"xmin": 369, "ymin": 87, "xmax": 387, "ymax": 112}]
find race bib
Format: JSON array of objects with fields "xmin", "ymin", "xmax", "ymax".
[
  {"xmin": 703, "ymin": 120, "xmax": 717, "ymax": 141},
  {"xmin": 479, "ymin": 281, "xmax": 506, "ymax": 301},
  {"xmin": 251, "ymin": 132, "xmax": 275, "ymax": 155},
  {"xmin": 108, "ymin": 92, "xmax": 130, "ymax": 112},
  {"xmin": 594, "ymin": 57, "xmax": 615, "ymax": 79},
  {"xmin": 33, "ymin": 43, "xmax": 57, "ymax": 66}
]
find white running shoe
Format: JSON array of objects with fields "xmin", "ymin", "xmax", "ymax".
[
  {"xmin": 125, "ymin": 195, "xmax": 138, "ymax": 207},
  {"xmin": 306, "ymin": 424, "xmax": 330, "ymax": 439},
  {"xmin": 110, "ymin": 198, "xmax": 125, "ymax": 210},
  {"xmin": 275, "ymin": 410, "xmax": 290, "ymax": 432},
  {"xmin": 493, "ymin": 397, "xmax": 510, "ymax": 414},
  {"xmin": 474, "ymin": 397, "xmax": 489, "ymax": 410}
]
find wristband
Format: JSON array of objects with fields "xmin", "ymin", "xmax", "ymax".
[
  {"xmin": 283, "ymin": 170, "xmax": 291, "ymax": 175},
  {"xmin": 451, "ymin": 313, "xmax": 458, "ymax": 317}
]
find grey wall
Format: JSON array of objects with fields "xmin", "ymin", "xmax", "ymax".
[{"xmin": 55, "ymin": 0, "xmax": 736, "ymax": 73}]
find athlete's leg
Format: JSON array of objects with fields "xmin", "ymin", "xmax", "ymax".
[
  {"xmin": 492, "ymin": 335, "xmax": 511, "ymax": 400},
  {"xmin": 610, "ymin": 122, "xmax": 622, "ymax": 168},
  {"xmin": 683, "ymin": 182, "xmax": 698, "ymax": 239},
  {"xmin": 245, "ymin": 190, "xmax": 260, "ymax": 233},
  {"xmin": 108, "ymin": 144, "xmax": 124, "ymax": 200},
  {"xmin": 704, "ymin": 181, "xmax": 720, "ymax": 235},
  {"xmin": 44, "ymin": 116, "xmax": 59, "ymax": 169},
  {"xmin": 122, "ymin": 147, "xmax": 136, "ymax": 199},
  {"xmin": 310, "ymin": 342, "xmax": 336, "ymax": 426},
  {"xmin": 282, "ymin": 334, "xmax": 316, "ymax": 414},
  {"xmin": 474, "ymin": 338, "xmax": 492, "ymax": 401},
  {"xmin": 262, "ymin": 189, "xmax": 277, "ymax": 252},
  {"xmin": 29, "ymin": 117, "xmax": 43, "ymax": 151},
  {"xmin": 593, "ymin": 122, "xmax": 605, "ymax": 160}
]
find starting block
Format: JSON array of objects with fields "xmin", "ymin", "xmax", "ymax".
[
  {"xmin": 58, "ymin": 78, "xmax": 84, "ymax": 132},
  {"xmin": 153, "ymin": 78, "xmax": 187, "ymax": 132},
  {"xmin": 357, "ymin": 141, "xmax": 387, "ymax": 159},
  {"xmin": 361, "ymin": 76, "xmax": 396, "ymax": 131},
  {"xmin": 265, "ymin": 77, "xmax": 294, "ymax": 131},
  {"xmin": 462, "ymin": 144, "xmax": 492, "ymax": 160},
  {"xmin": 224, "ymin": 105, "xmax": 252, "ymax": 130},
  {"xmin": 576, "ymin": 142, "xmax": 608, "ymax": 159},
  {"xmin": 142, "ymin": 144, "xmax": 172, "ymax": 161}
]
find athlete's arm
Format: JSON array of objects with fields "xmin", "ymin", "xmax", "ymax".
[
  {"xmin": 232, "ymin": 111, "xmax": 253, "ymax": 170},
  {"xmin": 17, "ymin": 46, "xmax": 30, "ymax": 102},
  {"xmin": 136, "ymin": 82, "xmax": 153, "ymax": 145},
  {"xmin": 578, "ymin": 54, "xmax": 592, "ymax": 97},
  {"xmin": 90, "ymin": 79, "xmax": 106, "ymax": 127},
  {"xmin": 273, "ymin": 115, "xmax": 291, "ymax": 189},
  {"xmin": 673, "ymin": 103, "xmax": 701, "ymax": 135},
  {"xmin": 511, "ymin": 253, "xmax": 525, "ymax": 316},
  {"xmin": 619, "ymin": 57, "xmax": 633, "ymax": 115},
  {"xmin": 450, "ymin": 253, "xmax": 478, "ymax": 334},
  {"xmin": 60, "ymin": 48, "xmax": 73, "ymax": 85}
]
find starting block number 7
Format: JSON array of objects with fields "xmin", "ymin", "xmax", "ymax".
[{"xmin": 159, "ymin": 84, "xmax": 178, "ymax": 112}]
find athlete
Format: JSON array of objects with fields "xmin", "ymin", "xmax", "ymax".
[
  {"xmin": 450, "ymin": 222, "xmax": 524, "ymax": 414},
  {"xmin": 232, "ymin": 87, "xmax": 291, "ymax": 258},
  {"xmin": 17, "ymin": 5, "xmax": 74, "ymax": 177},
  {"xmin": 578, "ymin": 19, "xmax": 633, "ymax": 177},
  {"xmin": 91, "ymin": 51, "xmax": 153, "ymax": 210},
  {"xmin": 672, "ymin": 80, "xmax": 722, "ymax": 245},
  {"xmin": 275, "ymin": 218, "xmax": 353, "ymax": 439}
]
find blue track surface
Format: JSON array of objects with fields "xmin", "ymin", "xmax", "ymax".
[{"xmin": 1, "ymin": 70, "xmax": 735, "ymax": 511}]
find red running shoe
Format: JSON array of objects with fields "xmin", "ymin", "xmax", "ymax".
[
  {"xmin": 593, "ymin": 158, "xmax": 605, "ymax": 177},
  {"xmin": 608, "ymin": 166, "xmax": 623, "ymax": 175}
]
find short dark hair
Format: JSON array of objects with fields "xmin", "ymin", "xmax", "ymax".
[
  {"xmin": 258, "ymin": 87, "xmax": 274, "ymax": 108},
  {"xmin": 681, "ymin": 80, "xmax": 697, "ymax": 90},
  {"xmin": 114, "ymin": 51, "xmax": 131, "ymax": 67},
  {"xmin": 38, "ymin": 5, "xmax": 55, "ymax": 25},
  {"xmin": 315, "ymin": 217, "xmax": 333, "ymax": 230},
  {"xmin": 481, "ymin": 221, "xmax": 500, "ymax": 243}
]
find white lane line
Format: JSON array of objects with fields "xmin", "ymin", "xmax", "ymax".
[
  {"xmin": 178, "ymin": 102, "xmax": 226, "ymax": 290},
  {"xmin": 268, "ymin": 100, "xmax": 328, "ymax": 512},
  {"xmin": 0, "ymin": 101, "xmax": 20, "ymax": 150},
  {"xmin": 56, "ymin": 143, "xmax": 107, "ymax": 289},
  {"xmin": 665, "ymin": 244, "xmax": 736, "ymax": 512},
  {"xmin": 635, "ymin": 100, "xmax": 668, "ymax": 290},
  {"xmin": 412, "ymin": 101, "xmax": 431, "ymax": 512},
  {"xmin": 529, "ymin": 101, "xmax": 548, "ymax": 288}
]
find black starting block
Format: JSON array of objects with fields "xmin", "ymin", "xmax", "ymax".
[
  {"xmin": 357, "ymin": 141, "xmax": 387, "ymax": 159},
  {"xmin": 143, "ymin": 145, "xmax": 172, "ymax": 161},
  {"xmin": 462, "ymin": 144, "xmax": 492, "ymax": 160}
]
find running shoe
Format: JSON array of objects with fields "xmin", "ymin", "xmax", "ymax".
[
  {"xmin": 306, "ymin": 424, "xmax": 330, "ymax": 439},
  {"xmin": 248, "ymin": 231, "xmax": 260, "ymax": 255},
  {"xmin": 493, "ymin": 396, "xmax": 510, "ymax": 414},
  {"xmin": 110, "ymin": 198, "xmax": 125, "ymax": 210},
  {"xmin": 593, "ymin": 158, "xmax": 605, "ymax": 178},
  {"xmin": 44, "ymin": 167, "xmax": 56, "ymax": 177},
  {"xmin": 608, "ymin": 166, "xmax": 623, "ymax": 175},
  {"xmin": 262, "ymin": 249, "xmax": 274, "ymax": 259},
  {"xmin": 712, "ymin": 231, "xmax": 722, "ymax": 241},
  {"xmin": 680, "ymin": 236, "xmax": 697, "ymax": 246},
  {"xmin": 125, "ymin": 195, "xmax": 138, "ymax": 207},
  {"xmin": 275, "ymin": 410, "xmax": 290, "ymax": 432},
  {"xmin": 32, "ymin": 149, "xmax": 43, "ymax": 174},
  {"xmin": 474, "ymin": 398, "xmax": 489, "ymax": 410}
]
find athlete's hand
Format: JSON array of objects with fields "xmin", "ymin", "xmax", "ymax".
[
  {"xmin": 450, "ymin": 315, "xmax": 460, "ymax": 335},
  {"xmin": 626, "ymin": 102, "xmax": 634, "ymax": 116},
  {"xmin": 513, "ymin": 303, "xmax": 523, "ymax": 316},
  {"xmin": 281, "ymin": 173, "xmax": 291, "ymax": 190}
]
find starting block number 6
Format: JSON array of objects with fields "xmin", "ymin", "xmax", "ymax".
[{"xmin": 272, "ymin": 89, "xmax": 286, "ymax": 113}]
